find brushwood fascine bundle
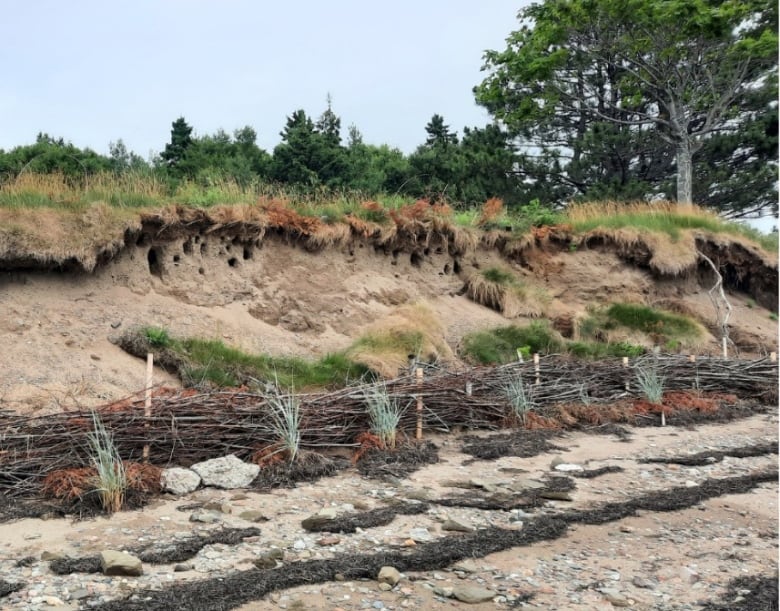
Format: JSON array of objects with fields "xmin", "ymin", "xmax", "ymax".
[{"xmin": 0, "ymin": 355, "xmax": 776, "ymax": 496}]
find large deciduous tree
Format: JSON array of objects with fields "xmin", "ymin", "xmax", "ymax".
[{"xmin": 476, "ymin": 0, "xmax": 778, "ymax": 212}]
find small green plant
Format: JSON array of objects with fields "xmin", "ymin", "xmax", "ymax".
[
  {"xmin": 86, "ymin": 411, "xmax": 126, "ymax": 513},
  {"xmin": 635, "ymin": 360, "xmax": 666, "ymax": 404},
  {"xmin": 504, "ymin": 376, "xmax": 535, "ymax": 426},
  {"xmin": 362, "ymin": 383, "xmax": 406, "ymax": 449},
  {"xmin": 265, "ymin": 388, "xmax": 302, "ymax": 463},
  {"xmin": 746, "ymin": 298, "xmax": 756, "ymax": 309},
  {"xmin": 578, "ymin": 383, "xmax": 593, "ymax": 406},
  {"xmin": 770, "ymin": 312, "xmax": 778, "ymax": 322},
  {"xmin": 518, "ymin": 198, "xmax": 561, "ymax": 228},
  {"xmin": 481, "ymin": 267, "xmax": 516, "ymax": 285},
  {"xmin": 143, "ymin": 326, "xmax": 171, "ymax": 348}
]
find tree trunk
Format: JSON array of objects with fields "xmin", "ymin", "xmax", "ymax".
[{"xmin": 676, "ymin": 139, "xmax": 693, "ymax": 206}]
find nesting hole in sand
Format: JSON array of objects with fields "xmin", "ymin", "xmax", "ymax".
[
  {"xmin": 243, "ymin": 247, "xmax": 252, "ymax": 260},
  {"xmin": 172, "ymin": 255, "xmax": 180, "ymax": 264},
  {"xmin": 147, "ymin": 248, "xmax": 162, "ymax": 278},
  {"xmin": 198, "ymin": 267, "xmax": 205, "ymax": 275},
  {"xmin": 183, "ymin": 240, "xmax": 193, "ymax": 255},
  {"xmin": 453, "ymin": 259, "xmax": 462, "ymax": 274},
  {"xmin": 200, "ymin": 243, "xmax": 207, "ymax": 255},
  {"xmin": 228, "ymin": 257, "xmax": 238, "ymax": 268},
  {"xmin": 443, "ymin": 263, "xmax": 451, "ymax": 275},
  {"xmin": 410, "ymin": 252, "xmax": 423, "ymax": 268}
]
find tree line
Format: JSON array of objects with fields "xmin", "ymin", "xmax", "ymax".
[{"xmin": 0, "ymin": 0, "xmax": 776, "ymax": 219}]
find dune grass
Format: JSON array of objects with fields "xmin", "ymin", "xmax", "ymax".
[
  {"xmin": 566, "ymin": 201, "xmax": 777, "ymax": 253},
  {"xmin": 460, "ymin": 321, "xmax": 646, "ymax": 365},
  {"xmin": 140, "ymin": 327, "xmax": 369, "ymax": 390}
]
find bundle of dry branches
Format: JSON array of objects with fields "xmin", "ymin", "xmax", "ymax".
[{"xmin": 0, "ymin": 355, "xmax": 775, "ymax": 497}]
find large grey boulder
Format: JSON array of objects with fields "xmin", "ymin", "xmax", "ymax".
[
  {"xmin": 100, "ymin": 550, "xmax": 143, "ymax": 576},
  {"xmin": 161, "ymin": 467, "xmax": 201, "ymax": 494},
  {"xmin": 191, "ymin": 454, "xmax": 260, "ymax": 489}
]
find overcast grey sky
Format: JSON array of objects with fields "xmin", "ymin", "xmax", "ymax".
[{"xmin": 1, "ymin": 1, "xmax": 527, "ymax": 159}]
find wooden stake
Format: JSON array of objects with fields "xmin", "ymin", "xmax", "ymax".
[
  {"xmin": 688, "ymin": 354, "xmax": 696, "ymax": 363},
  {"xmin": 415, "ymin": 367, "xmax": 423, "ymax": 440},
  {"xmin": 622, "ymin": 356, "xmax": 630, "ymax": 391},
  {"xmin": 465, "ymin": 381, "xmax": 472, "ymax": 397},
  {"xmin": 771, "ymin": 352, "xmax": 777, "ymax": 363},
  {"xmin": 143, "ymin": 353, "xmax": 153, "ymax": 461},
  {"xmin": 533, "ymin": 353, "xmax": 540, "ymax": 386},
  {"xmin": 722, "ymin": 336, "xmax": 728, "ymax": 359}
]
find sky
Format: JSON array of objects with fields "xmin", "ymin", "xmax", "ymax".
[{"xmin": 0, "ymin": 0, "xmax": 527, "ymax": 159}]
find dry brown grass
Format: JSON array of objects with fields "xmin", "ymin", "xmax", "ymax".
[
  {"xmin": 464, "ymin": 269, "xmax": 547, "ymax": 318},
  {"xmin": 346, "ymin": 302, "xmax": 453, "ymax": 377},
  {"xmin": 0, "ymin": 203, "xmax": 139, "ymax": 271}
]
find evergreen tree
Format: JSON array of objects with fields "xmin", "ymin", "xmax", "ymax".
[{"xmin": 159, "ymin": 117, "xmax": 195, "ymax": 177}]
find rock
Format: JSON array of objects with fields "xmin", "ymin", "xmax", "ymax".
[
  {"xmin": 190, "ymin": 454, "xmax": 260, "ymax": 489},
  {"xmin": 293, "ymin": 539, "xmax": 307, "ymax": 551},
  {"xmin": 409, "ymin": 527, "xmax": 434, "ymax": 542},
  {"xmin": 554, "ymin": 463, "xmax": 584, "ymax": 472},
  {"xmin": 441, "ymin": 519, "xmax": 473, "ymax": 533},
  {"xmin": 378, "ymin": 582, "xmax": 393, "ymax": 591},
  {"xmin": 433, "ymin": 586, "xmax": 454, "ymax": 598},
  {"xmin": 203, "ymin": 500, "xmax": 232, "ymax": 514},
  {"xmin": 189, "ymin": 509, "xmax": 222, "ymax": 524},
  {"xmin": 100, "ymin": 550, "xmax": 143, "ymax": 576},
  {"xmin": 452, "ymin": 559, "xmax": 481, "ymax": 573},
  {"xmin": 538, "ymin": 490, "xmax": 573, "ymax": 501},
  {"xmin": 43, "ymin": 596, "xmax": 64, "ymax": 606},
  {"xmin": 302, "ymin": 508, "xmax": 338, "ymax": 531},
  {"xmin": 239, "ymin": 510, "xmax": 268, "ymax": 522},
  {"xmin": 254, "ymin": 548, "xmax": 284, "ymax": 569},
  {"xmin": 161, "ymin": 468, "xmax": 201, "ymax": 495},
  {"xmin": 174, "ymin": 563, "xmax": 193, "ymax": 572},
  {"xmin": 600, "ymin": 588, "xmax": 631, "ymax": 607},
  {"xmin": 452, "ymin": 585, "xmax": 496, "ymax": 604},
  {"xmin": 550, "ymin": 456, "xmax": 566, "ymax": 468},
  {"xmin": 685, "ymin": 480, "xmax": 698, "ymax": 488},
  {"xmin": 69, "ymin": 589, "xmax": 90, "ymax": 600},
  {"xmin": 631, "ymin": 575, "xmax": 656, "ymax": 589},
  {"xmin": 40, "ymin": 550, "xmax": 65, "ymax": 561},
  {"xmin": 110, "ymin": 321, "xmax": 122, "ymax": 329},
  {"xmin": 377, "ymin": 566, "xmax": 401, "ymax": 586},
  {"xmin": 317, "ymin": 535, "xmax": 341, "ymax": 546},
  {"xmin": 680, "ymin": 566, "xmax": 700, "ymax": 584}
]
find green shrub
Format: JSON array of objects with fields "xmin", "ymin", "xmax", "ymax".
[
  {"xmin": 362, "ymin": 383, "xmax": 405, "ymax": 449},
  {"xmin": 143, "ymin": 326, "xmax": 172, "ymax": 348},
  {"xmin": 481, "ymin": 267, "xmax": 516, "ymax": 285},
  {"xmin": 606, "ymin": 303, "xmax": 701, "ymax": 339},
  {"xmin": 461, "ymin": 322, "xmax": 564, "ymax": 365}
]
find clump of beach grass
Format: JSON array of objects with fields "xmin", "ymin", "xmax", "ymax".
[{"xmin": 86, "ymin": 411, "xmax": 127, "ymax": 513}]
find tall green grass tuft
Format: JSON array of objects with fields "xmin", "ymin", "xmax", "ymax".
[
  {"xmin": 362, "ymin": 383, "xmax": 406, "ymax": 449},
  {"xmin": 504, "ymin": 376, "xmax": 535, "ymax": 426},
  {"xmin": 86, "ymin": 411, "xmax": 126, "ymax": 513},
  {"xmin": 635, "ymin": 359, "xmax": 666, "ymax": 404},
  {"xmin": 265, "ymin": 388, "xmax": 302, "ymax": 462}
]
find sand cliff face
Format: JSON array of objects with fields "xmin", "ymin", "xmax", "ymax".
[{"xmin": 0, "ymin": 219, "xmax": 776, "ymax": 413}]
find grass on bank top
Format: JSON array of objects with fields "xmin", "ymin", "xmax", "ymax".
[
  {"xmin": 460, "ymin": 321, "xmax": 646, "ymax": 365},
  {"xmin": 142, "ymin": 326, "xmax": 370, "ymax": 390},
  {"xmin": 0, "ymin": 173, "xmax": 776, "ymax": 260},
  {"xmin": 567, "ymin": 201, "xmax": 778, "ymax": 253}
]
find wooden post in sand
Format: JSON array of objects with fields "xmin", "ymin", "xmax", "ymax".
[
  {"xmin": 770, "ymin": 352, "xmax": 777, "ymax": 363},
  {"xmin": 722, "ymin": 337, "xmax": 728, "ymax": 360},
  {"xmin": 143, "ymin": 353, "xmax": 153, "ymax": 461},
  {"xmin": 622, "ymin": 357, "xmax": 630, "ymax": 391},
  {"xmin": 415, "ymin": 368, "xmax": 423, "ymax": 440},
  {"xmin": 533, "ymin": 353, "xmax": 540, "ymax": 386}
]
